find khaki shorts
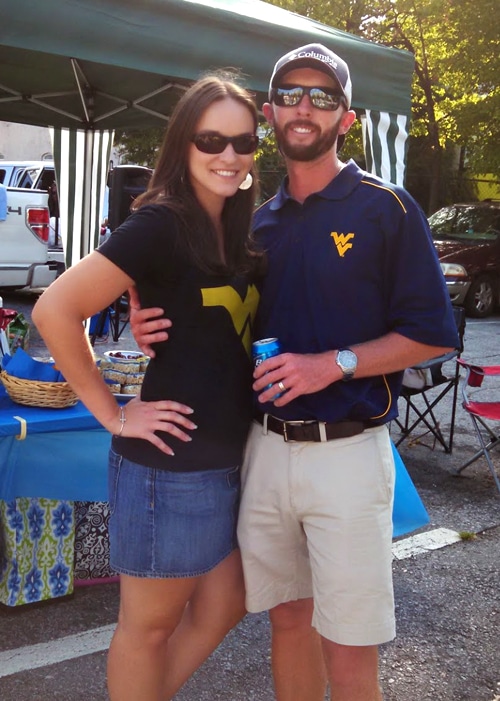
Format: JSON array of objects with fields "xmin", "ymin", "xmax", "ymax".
[{"xmin": 237, "ymin": 420, "xmax": 396, "ymax": 646}]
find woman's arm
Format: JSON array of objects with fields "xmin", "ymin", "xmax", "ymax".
[{"xmin": 33, "ymin": 252, "xmax": 195, "ymax": 455}]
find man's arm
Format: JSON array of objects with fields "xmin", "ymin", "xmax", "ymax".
[
  {"xmin": 253, "ymin": 332, "xmax": 455, "ymax": 407},
  {"xmin": 128, "ymin": 286, "xmax": 171, "ymax": 358}
]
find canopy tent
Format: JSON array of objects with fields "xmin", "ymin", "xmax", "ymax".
[{"xmin": 1, "ymin": 0, "xmax": 414, "ymax": 265}]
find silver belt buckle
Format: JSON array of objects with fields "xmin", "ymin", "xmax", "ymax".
[
  {"xmin": 283, "ymin": 419, "xmax": 308, "ymax": 443},
  {"xmin": 283, "ymin": 420, "xmax": 328, "ymax": 442}
]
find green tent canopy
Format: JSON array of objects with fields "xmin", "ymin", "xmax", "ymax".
[{"xmin": 1, "ymin": 0, "xmax": 415, "ymax": 264}]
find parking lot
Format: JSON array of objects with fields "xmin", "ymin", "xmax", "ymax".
[{"xmin": 1, "ymin": 290, "xmax": 499, "ymax": 701}]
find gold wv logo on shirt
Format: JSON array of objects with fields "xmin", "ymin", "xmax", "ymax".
[
  {"xmin": 331, "ymin": 232, "xmax": 354, "ymax": 257},
  {"xmin": 201, "ymin": 284, "xmax": 260, "ymax": 357}
]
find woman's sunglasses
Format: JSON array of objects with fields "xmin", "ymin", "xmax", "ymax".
[
  {"xmin": 191, "ymin": 132, "xmax": 259, "ymax": 155},
  {"xmin": 271, "ymin": 86, "xmax": 345, "ymax": 111}
]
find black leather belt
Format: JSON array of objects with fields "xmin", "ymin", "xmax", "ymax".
[{"xmin": 255, "ymin": 413, "xmax": 367, "ymax": 443}]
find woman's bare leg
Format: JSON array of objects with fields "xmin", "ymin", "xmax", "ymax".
[
  {"xmin": 162, "ymin": 549, "xmax": 246, "ymax": 699},
  {"xmin": 107, "ymin": 549, "xmax": 245, "ymax": 701},
  {"xmin": 107, "ymin": 574, "xmax": 197, "ymax": 701}
]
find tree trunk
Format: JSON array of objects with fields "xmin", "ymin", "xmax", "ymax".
[{"xmin": 428, "ymin": 142, "xmax": 442, "ymax": 215}]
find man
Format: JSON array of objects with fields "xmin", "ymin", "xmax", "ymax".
[{"xmin": 129, "ymin": 44, "xmax": 458, "ymax": 701}]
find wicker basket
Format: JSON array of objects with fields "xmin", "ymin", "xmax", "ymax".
[{"xmin": 0, "ymin": 370, "xmax": 78, "ymax": 408}]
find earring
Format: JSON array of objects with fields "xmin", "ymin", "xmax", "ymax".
[{"xmin": 238, "ymin": 173, "xmax": 253, "ymax": 190}]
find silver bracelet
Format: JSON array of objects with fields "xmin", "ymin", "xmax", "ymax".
[{"xmin": 118, "ymin": 405, "xmax": 126, "ymax": 436}]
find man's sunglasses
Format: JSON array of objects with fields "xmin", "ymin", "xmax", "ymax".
[
  {"xmin": 191, "ymin": 132, "xmax": 259, "ymax": 155},
  {"xmin": 271, "ymin": 86, "xmax": 345, "ymax": 111}
]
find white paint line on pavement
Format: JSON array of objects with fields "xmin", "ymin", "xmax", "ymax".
[
  {"xmin": 0, "ymin": 624, "xmax": 115, "ymax": 678},
  {"xmin": 392, "ymin": 527, "xmax": 462, "ymax": 560},
  {"xmin": 0, "ymin": 527, "xmax": 463, "ymax": 679}
]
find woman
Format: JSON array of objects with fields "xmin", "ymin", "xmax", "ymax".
[{"xmin": 33, "ymin": 74, "xmax": 262, "ymax": 701}]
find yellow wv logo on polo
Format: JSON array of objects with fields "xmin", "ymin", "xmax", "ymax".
[
  {"xmin": 201, "ymin": 284, "xmax": 260, "ymax": 357},
  {"xmin": 331, "ymin": 232, "xmax": 354, "ymax": 257}
]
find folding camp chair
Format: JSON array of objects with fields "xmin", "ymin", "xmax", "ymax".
[
  {"xmin": 394, "ymin": 306, "xmax": 466, "ymax": 453},
  {"xmin": 89, "ymin": 296, "xmax": 130, "ymax": 346},
  {"xmin": 455, "ymin": 359, "xmax": 500, "ymax": 494}
]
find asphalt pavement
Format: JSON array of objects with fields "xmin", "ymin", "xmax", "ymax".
[{"xmin": 0, "ymin": 289, "xmax": 499, "ymax": 701}]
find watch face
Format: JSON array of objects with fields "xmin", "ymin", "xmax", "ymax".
[{"xmin": 337, "ymin": 350, "xmax": 357, "ymax": 374}]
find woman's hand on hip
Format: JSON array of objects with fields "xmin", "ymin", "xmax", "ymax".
[{"xmin": 117, "ymin": 398, "xmax": 196, "ymax": 456}]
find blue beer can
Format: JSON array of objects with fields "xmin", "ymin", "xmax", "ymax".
[
  {"xmin": 252, "ymin": 337, "xmax": 281, "ymax": 367},
  {"xmin": 252, "ymin": 337, "xmax": 282, "ymax": 397}
]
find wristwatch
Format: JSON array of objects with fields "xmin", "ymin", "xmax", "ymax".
[{"xmin": 335, "ymin": 348, "xmax": 358, "ymax": 381}]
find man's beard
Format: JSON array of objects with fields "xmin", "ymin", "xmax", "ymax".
[{"xmin": 274, "ymin": 120, "xmax": 340, "ymax": 162}]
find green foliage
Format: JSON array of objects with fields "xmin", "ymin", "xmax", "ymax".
[
  {"xmin": 255, "ymin": 125, "xmax": 285, "ymax": 203},
  {"xmin": 113, "ymin": 127, "xmax": 165, "ymax": 167},
  {"xmin": 272, "ymin": 0, "xmax": 500, "ymax": 209},
  {"xmin": 339, "ymin": 118, "xmax": 365, "ymax": 166},
  {"xmin": 405, "ymin": 138, "xmax": 478, "ymax": 213}
]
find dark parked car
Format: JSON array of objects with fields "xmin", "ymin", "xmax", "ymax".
[{"xmin": 428, "ymin": 200, "xmax": 500, "ymax": 317}]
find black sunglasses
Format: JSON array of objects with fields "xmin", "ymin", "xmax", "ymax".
[
  {"xmin": 271, "ymin": 85, "xmax": 345, "ymax": 111},
  {"xmin": 191, "ymin": 132, "xmax": 259, "ymax": 155}
]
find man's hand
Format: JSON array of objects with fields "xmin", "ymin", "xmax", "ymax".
[
  {"xmin": 253, "ymin": 352, "xmax": 338, "ymax": 407},
  {"xmin": 128, "ymin": 286, "xmax": 172, "ymax": 358},
  {"xmin": 252, "ymin": 333, "xmax": 456, "ymax": 407}
]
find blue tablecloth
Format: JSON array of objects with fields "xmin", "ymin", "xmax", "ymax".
[
  {"xmin": 391, "ymin": 442, "xmax": 429, "ymax": 537},
  {"xmin": 0, "ymin": 385, "xmax": 102, "ymax": 436},
  {"xmin": 0, "ymin": 385, "xmax": 110, "ymax": 501}
]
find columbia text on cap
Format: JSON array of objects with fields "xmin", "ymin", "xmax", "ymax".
[{"xmin": 269, "ymin": 43, "xmax": 352, "ymax": 109}]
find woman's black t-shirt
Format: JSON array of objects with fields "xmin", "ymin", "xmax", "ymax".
[{"xmin": 98, "ymin": 205, "xmax": 260, "ymax": 472}]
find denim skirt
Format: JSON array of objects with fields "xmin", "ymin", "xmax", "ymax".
[{"xmin": 108, "ymin": 449, "xmax": 241, "ymax": 578}]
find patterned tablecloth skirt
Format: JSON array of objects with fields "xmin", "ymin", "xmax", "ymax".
[
  {"xmin": 0, "ymin": 497, "xmax": 74, "ymax": 606},
  {"xmin": 74, "ymin": 501, "xmax": 118, "ymax": 582}
]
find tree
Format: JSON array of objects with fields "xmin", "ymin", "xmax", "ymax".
[
  {"xmin": 113, "ymin": 127, "xmax": 165, "ymax": 167},
  {"xmin": 444, "ymin": 0, "xmax": 500, "ymax": 176},
  {"xmin": 272, "ymin": 0, "xmax": 500, "ymax": 212},
  {"xmin": 366, "ymin": 0, "xmax": 499, "ymax": 211}
]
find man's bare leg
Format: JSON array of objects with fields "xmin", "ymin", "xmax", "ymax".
[
  {"xmin": 322, "ymin": 639, "xmax": 383, "ymax": 701},
  {"xmin": 269, "ymin": 598, "xmax": 327, "ymax": 701}
]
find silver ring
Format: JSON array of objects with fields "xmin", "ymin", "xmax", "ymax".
[{"xmin": 278, "ymin": 381, "xmax": 286, "ymax": 393}]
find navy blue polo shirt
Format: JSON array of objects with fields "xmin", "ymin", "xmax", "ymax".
[{"xmin": 254, "ymin": 160, "xmax": 459, "ymax": 424}]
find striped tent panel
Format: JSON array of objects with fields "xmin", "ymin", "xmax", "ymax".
[
  {"xmin": 361, "ymin": 111, "xmax": 409, "ymax": 187},
  {"xmin": 50, "ymin": 128, "xmax": 113, "ymax": 268}
]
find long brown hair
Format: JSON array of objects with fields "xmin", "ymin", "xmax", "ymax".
[{"xmin": 133, "ymin": 74, "xmax": 262, "ymax": 275}]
